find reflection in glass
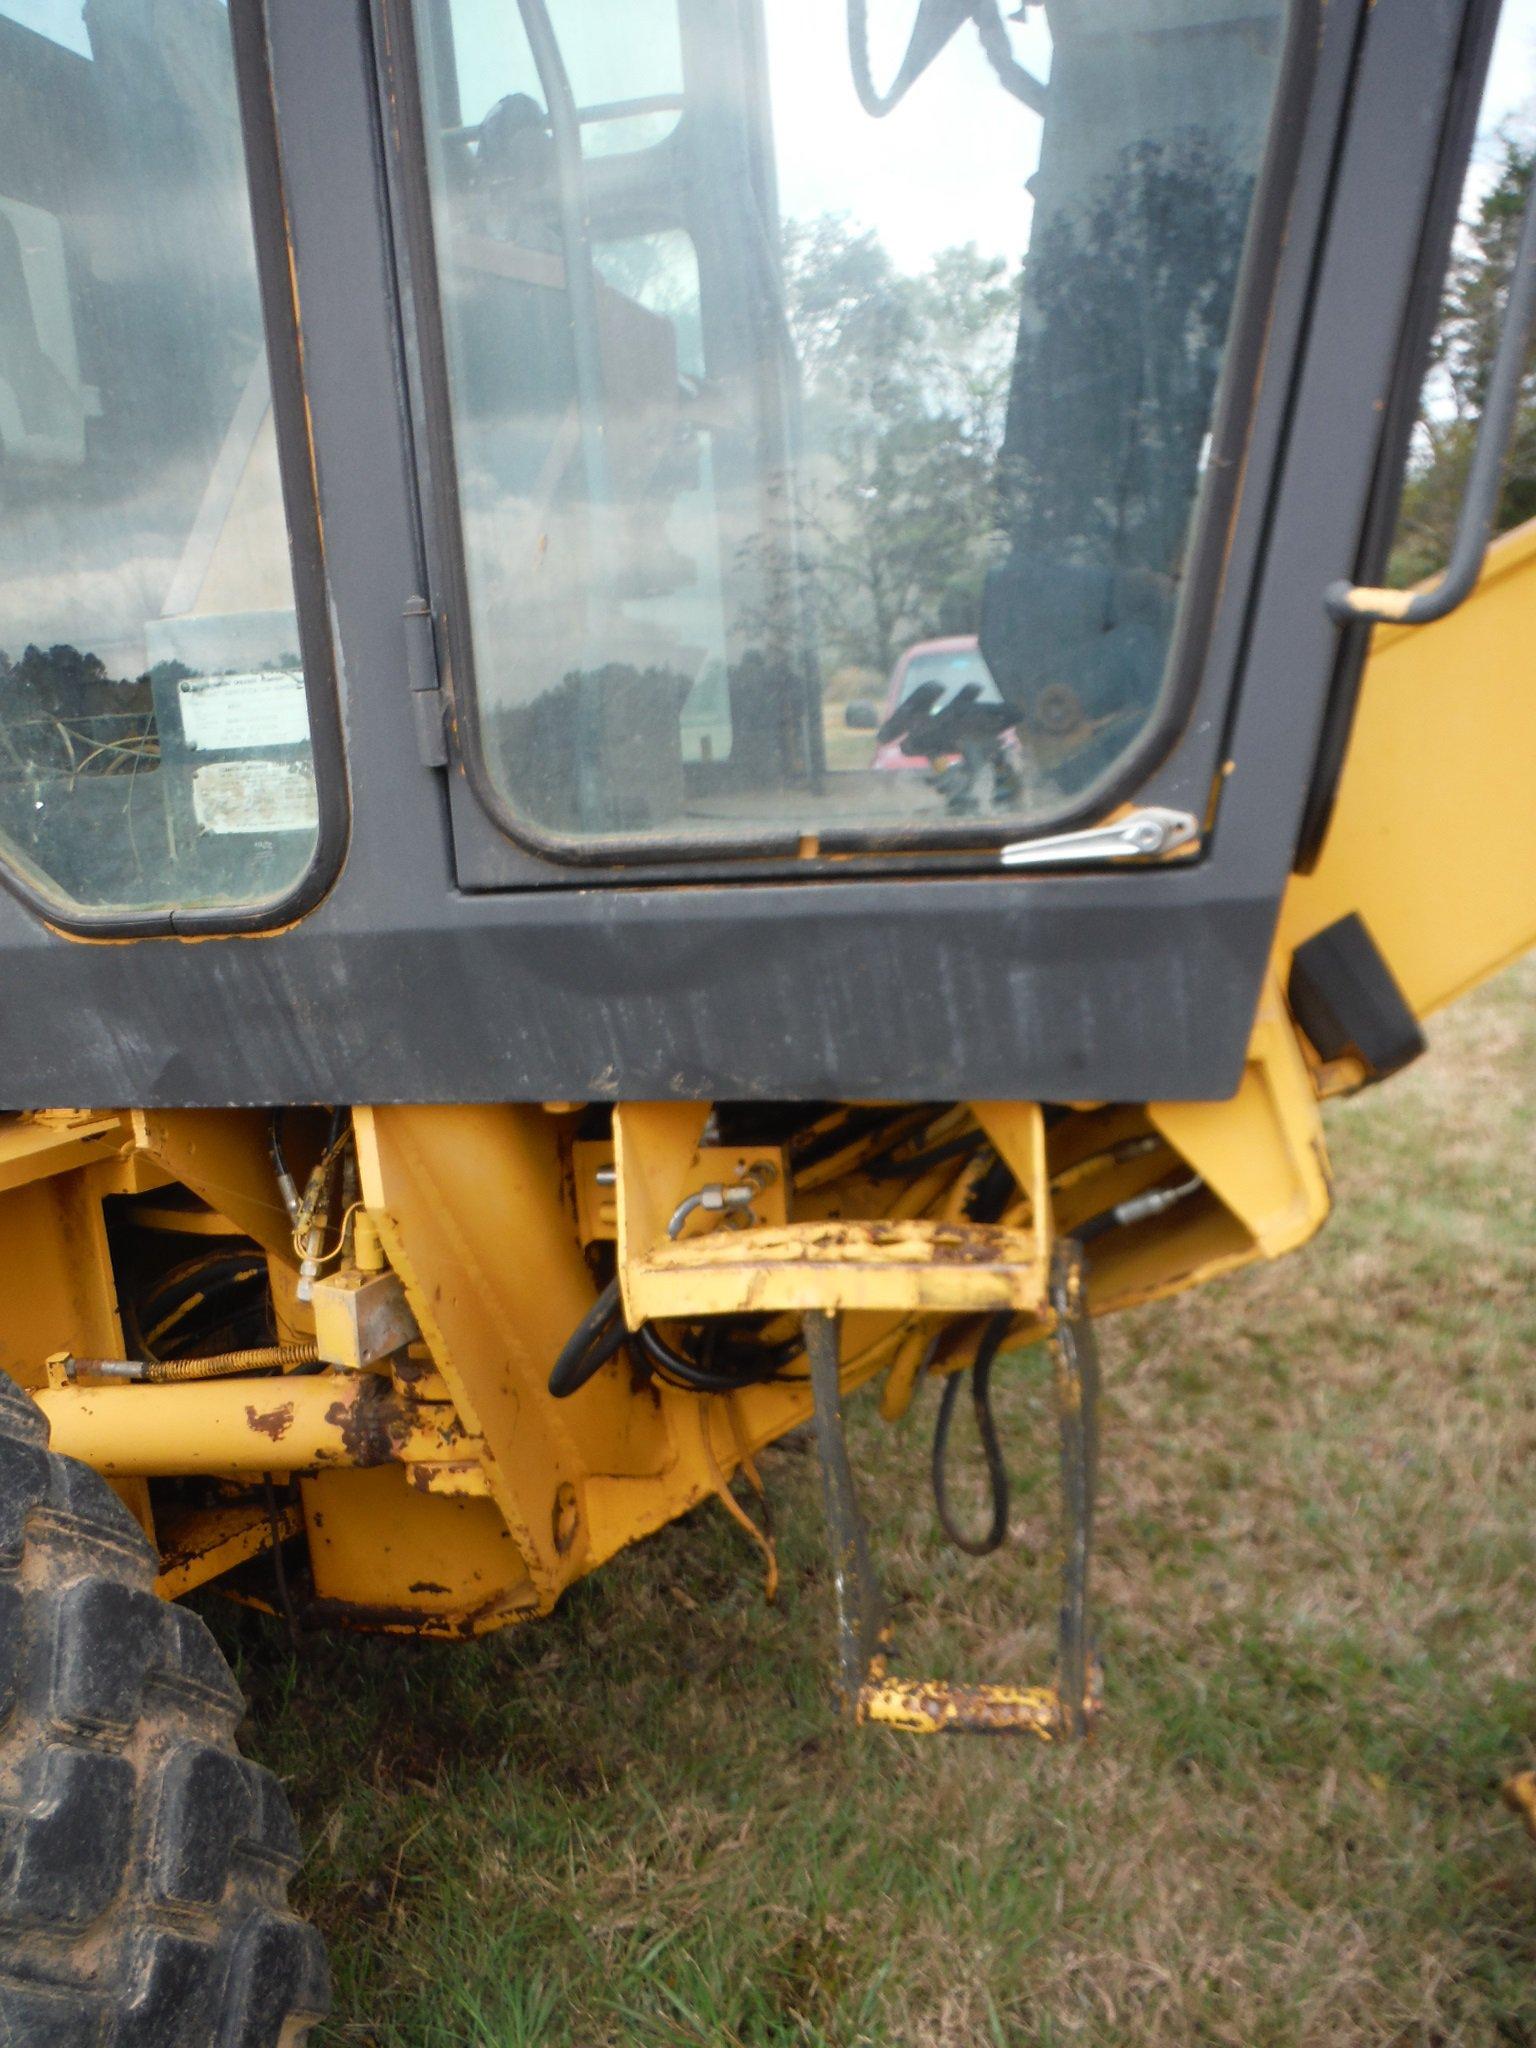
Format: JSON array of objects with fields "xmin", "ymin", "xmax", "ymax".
[
  {"xmin": 417, "ymin": 0, "xmax": 1289, "ymax": 850},
  {"xmin": 0, "ymin": 0, "xmax": 316, "ymax": 915}
]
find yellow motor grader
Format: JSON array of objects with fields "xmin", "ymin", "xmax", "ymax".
[{"xmin": 1, "ymin": 0, "xmax": 1534, "ymax": 2037}]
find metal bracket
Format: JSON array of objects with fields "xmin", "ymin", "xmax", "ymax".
[{"xmin": 1000, "ymin": 806, "xmax": 1198, "ymax": 870}]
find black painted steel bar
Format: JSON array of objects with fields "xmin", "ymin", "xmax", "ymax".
[
  {"xmin": 1050, "ymin": 1239, "xmax": 1100, "ymax": 1738},
  {"xmin": 804, "ymin": 1311, "xmax": 887, "ymax": 1709}
]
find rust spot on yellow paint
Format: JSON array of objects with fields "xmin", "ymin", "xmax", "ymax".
[
  {"xmin": 244, "ymin": 1401, "xmax": 295, "ymax": 1443},
  {"xmin": 324, "ymin": 1387, "xmax": 401, "ymax": 1467}
]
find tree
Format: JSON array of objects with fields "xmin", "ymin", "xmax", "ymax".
[
  {"xmin": 994, "ymin": 133, "xmax": 1255, "ymax": 583},
  {"xmin": 777, "ymin": 218, "xmax": 1020, "ymax": 676}
]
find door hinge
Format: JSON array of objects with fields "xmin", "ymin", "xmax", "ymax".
[
  {"xmin": 999, "ymin": 806, "xmax": 1198, "ymax": 870},
  {"xmin": 404, "ymin": 595, "xmax": 447, "ymax": 769}
]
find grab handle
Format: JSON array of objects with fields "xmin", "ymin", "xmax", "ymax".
[{"xmin": 1327, "ymin": 170, "xmax": 1536, "ymax": 627}]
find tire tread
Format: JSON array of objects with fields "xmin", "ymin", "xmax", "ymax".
[{"xmin": 0, "ymin": 1377, "xmax": 327, "ymax": 2046}]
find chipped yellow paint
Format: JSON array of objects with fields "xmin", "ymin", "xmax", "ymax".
[
  {"xmin": 154, "ymin": 1500, "xmax": 301, "ymax": 1601},
  {"xmin": 626, "ymin": 1217, "xmax": 1050, "ymax": 1321},
  {"xmin": 858, "ymin": 1678, "xmax": 1069, "ymax": 1738}
]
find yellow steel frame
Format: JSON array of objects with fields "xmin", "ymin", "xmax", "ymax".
[{"xmin": 0, "ymin": 975, "xmax": 1331, "ymax": 1635}]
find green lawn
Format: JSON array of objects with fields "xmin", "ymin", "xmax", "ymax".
[{"xmin": 209, "ymin": 958, "xmax": 1536, "ymax": 2046}]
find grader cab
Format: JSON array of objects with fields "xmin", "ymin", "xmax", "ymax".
[{"xmin": 1, "ymin": 0, "xmax": 1534, "ymax": 2037}]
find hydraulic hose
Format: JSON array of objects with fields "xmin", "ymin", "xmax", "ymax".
[
  {"xmin": 144, "ymin": 1344, "xmax": 319, "ymax": 1383},
  {"xmin": 636, "ymin": 1320, "xmax": 800, "ymax": 1394},
  {"xmin": 65, "ymin": 1343, "xmax": 320, "ymax": 1384},
  {"xmin": 847, "ymin": 0, "xmax": 1046, "ymax": 119},
  {"xmin": 548, "ymin": 1281, "xmax": 802, "ymax": 1400},
  {"xmin": 931, "ymin": 1311, "xmax": 1011, "ymax": 1555},
  {"xmin": 547, "ymin": 1277, "xmax": 628, "ymax": 1398},
  {"xmin": 1074, "ymin": 1173, "xmax": 1202, "ymax": 1246}
]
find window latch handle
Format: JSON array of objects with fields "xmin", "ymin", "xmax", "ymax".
[
  {"xmin": 1327, "ymin": 167, "xmax": 1536, "ymax": 629},
  {"xmin": 1000, "ymin": 806, "xmax": 1198, "ymax": 870}
]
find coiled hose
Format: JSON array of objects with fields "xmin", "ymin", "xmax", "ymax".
[{"xmin": 547, "ymin": 1278, "xmax": 801, "ymax": 1399}]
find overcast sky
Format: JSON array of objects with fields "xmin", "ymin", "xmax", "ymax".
[
  {"xmin": 762, "ymin": 2, "xmax": 1051, "ymax": 272},
  {"xmin": 1478, "ymin": 0, "xmax": 1536, "ymax": 173}
]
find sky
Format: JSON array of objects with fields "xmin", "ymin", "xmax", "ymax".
[
  {"xmin": 0, "ymin": 0, "xmax": 227, "ymax": 56},
  {"xmin": 0, "ymin": 0, "xmax": 88, "ymax": 53},
  {"xmin": 1474, "ymin": 0, "xmax": 1536, "ymax": 181},
  {"xmin": 760, "ymin": 1, "xmax": 1052, "ymax": 273}
]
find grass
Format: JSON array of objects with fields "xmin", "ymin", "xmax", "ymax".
[{"xmin": 206, "ymin": 958, "xmax": 1536, "ymax": 2046}]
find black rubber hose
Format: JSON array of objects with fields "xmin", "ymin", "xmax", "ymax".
[
  {"xmin": 547, "ymin": 1277, "xmax": 628, "ymax": 1398},
  {"xmin": 550, "ymin": 1280, "xmax": 801, "ymax": 1400},
  {"xmin": 127, "ymin": 1250, "xmax": 273, "ymax": 1364},
  {"xmin": 636, "ymin": 1321, "xmax": 795, "ymax": 1394},
  {"xmin": 931, "ymin": 1311, "xmax": 1011, "ymax": 1555},
  {"xmin": 635, "ymin": 1323, "xmax": 749, "ymax": 1393}
]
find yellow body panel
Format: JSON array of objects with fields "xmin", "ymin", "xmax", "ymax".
[
  {"xmin": 1280, "ymin": 516, "xmax": 1536, "ymax": 1019},
  {"xmin": 299, "ymin": 1466, "xmax": 538, "ymax": 1636},
  {"xmin": 0, "ymin": 1111, "xmax": 125, "ymax": 1198}
]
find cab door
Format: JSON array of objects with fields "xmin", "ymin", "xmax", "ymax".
[{"xmin": 380, "ymin": 0, "xmax": 1315, "ymax": 888}]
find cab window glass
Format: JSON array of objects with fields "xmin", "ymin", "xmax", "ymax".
[
  {"xmin": 416, "ymin": 0, "xmax": 1289, "ymax": 852},
  {"xmin": 0, "ymin": 0, "xmax": 319, "ymax": 918},
  {"xmin": 1390, "ymin": 0, "xmax": 1536, "ymax": 586}
]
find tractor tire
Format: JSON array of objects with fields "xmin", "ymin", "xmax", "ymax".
[{"xmin": 0, "ymin": 1371, "xmax": 329, "ymax": 2047}]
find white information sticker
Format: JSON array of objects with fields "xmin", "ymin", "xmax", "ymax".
[
  {"xmin": 178, "ymin": 670, "xmax": 310, "ymax": 753},
  {"xmin": 192, "ymin": 759, "xmax": 318, "ymax": 836}
]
